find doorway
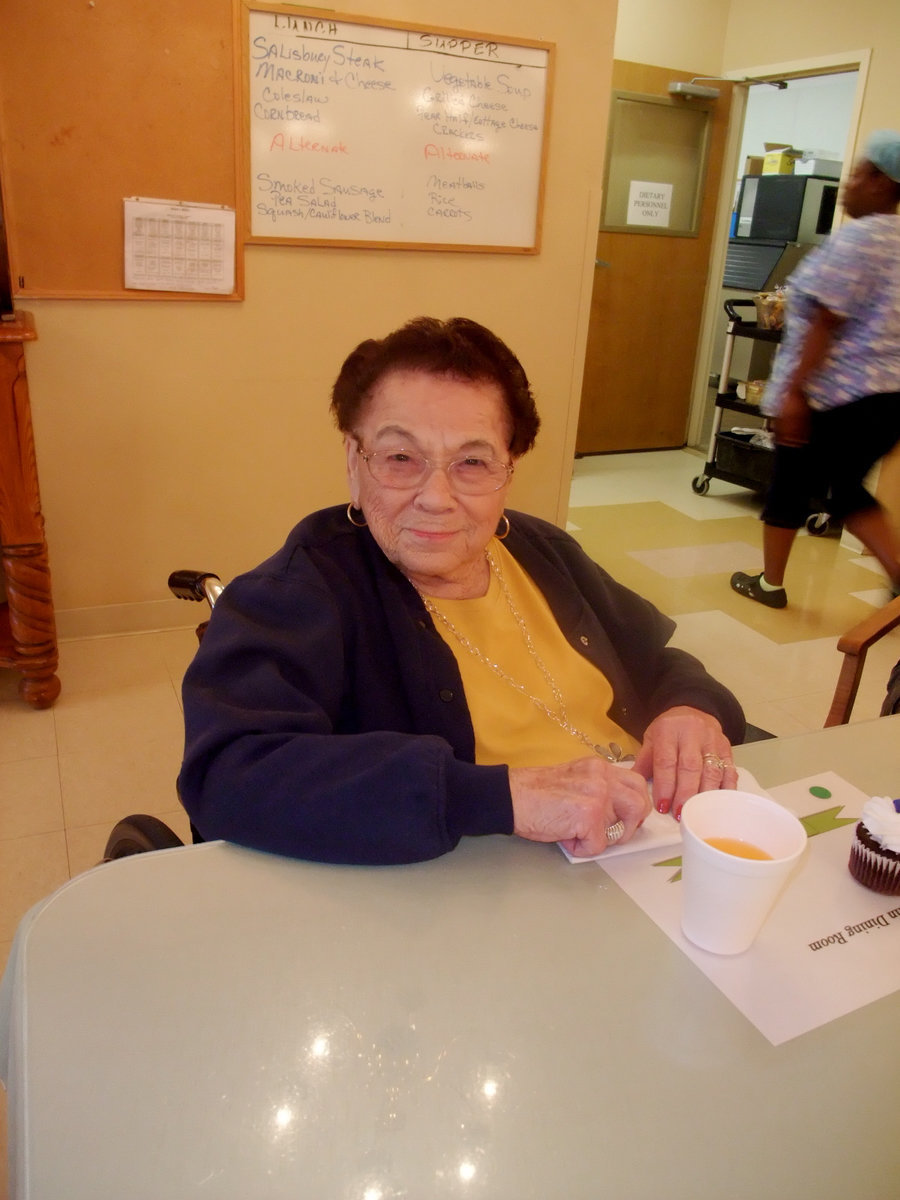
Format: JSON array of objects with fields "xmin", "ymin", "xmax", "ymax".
[
  {"xmin": 693, "ymin": 68, "xmax": 860, "ymax": 452},
  {"xmin": 686, "ymin": 51, "xmax": 870, "ymax": 452},
  {"xmin": 575, "ymin": 60, "xmax": 734, "ymax": 455}
]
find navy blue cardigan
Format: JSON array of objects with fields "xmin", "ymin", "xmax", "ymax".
[{"xmin": 178, "ymin": 506, "xmax": 744, "ymax": 864}]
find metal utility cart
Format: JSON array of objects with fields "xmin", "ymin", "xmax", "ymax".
[{"xmin": 691, "ymin": 299, "xmax": 831, "ymax": 535}]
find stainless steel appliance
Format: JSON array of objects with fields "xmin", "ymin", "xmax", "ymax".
[{"xmin": 734, "ymin": 173, "xmax": 838, "ymax": 243}]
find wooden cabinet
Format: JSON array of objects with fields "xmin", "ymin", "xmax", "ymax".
[{"xmin": 0, "ymin": 311, "xmax": 60, "ymax": 707}]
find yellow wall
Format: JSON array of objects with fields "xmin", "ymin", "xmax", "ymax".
[
  {"xmin": 616, "ymin": 0, "xmax": 900, "ymax": 130},
  {"xmin": 18, "ymin": 0, "xmax": 617, "ymax": 636},
  {"xmin": 615, "ymin": 0, "xmax": 900, "ymax": 167},
  {"xmin": 614, "ymin": 0, "xmax": 729, "ymax": 71},
  {"xmin": 722, "ymin": 2, "xmax": 898, "ymax": 144},
  {"xmin": 15, "ymin": 0, "xmax": 900, "ymax": 636}
]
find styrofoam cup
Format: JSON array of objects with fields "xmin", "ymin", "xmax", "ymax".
[{"xmin": 680, "ymin": 789, "xmax": 807, "ymax": 955}]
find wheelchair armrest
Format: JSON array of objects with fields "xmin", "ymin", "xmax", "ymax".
[{"xmin": 168, "ymin": 569, "xmax": 224, "ymax": 607}]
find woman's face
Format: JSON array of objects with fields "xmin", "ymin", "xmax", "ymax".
[
  {"xmin": 841, "ymin": 158, "xmax": 886, "ymax": 219},
  {"xmin": 346, "ymin": 368, "xmax": 515, "ymax": 598}
]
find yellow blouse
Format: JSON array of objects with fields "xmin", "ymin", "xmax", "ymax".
[{"xmin": 423, "ymin": 541, "xmax": 639, "ymax": 768}]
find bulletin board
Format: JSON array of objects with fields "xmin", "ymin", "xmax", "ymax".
[
  {"xmin": 0, "ymin": 0, "xmax": 242, "ymax": 300},
  {"xmin": 242, "ymin": 3, "xmax": 554, "ymax": 252}
]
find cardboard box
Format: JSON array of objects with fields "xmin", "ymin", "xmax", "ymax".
[
  {"xmin": 794, "ymin": 156, "xmax": 842, "ymax": 178},
  {"xmin": 743, "ymin": 155, "xmax": 765, "ymax": 176},
  {"xmin": 763, "ymin": 150, "xmax": 795, "ymax": 174},
  {"xmin": 761, "ymin": 142, "xmax": 799, "ymax": 175}
]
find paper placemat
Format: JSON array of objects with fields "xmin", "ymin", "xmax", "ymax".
[{"xmin": 598, "ymin": 771, "xmax": 900, "ymax": 1044}]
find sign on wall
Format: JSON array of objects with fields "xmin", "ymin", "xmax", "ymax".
[{"xmin": 626, "ymin": 181, "xmax": 673, "ymax": 228}]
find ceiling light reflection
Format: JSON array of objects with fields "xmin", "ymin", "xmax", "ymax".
[
  {"xmin": 309, "ymin": 1034, "xmax": 330, "ymax": 1059},
  {"xmin": 458, "ymin": 1160, "xmax": 477, "ymax": 1183}
]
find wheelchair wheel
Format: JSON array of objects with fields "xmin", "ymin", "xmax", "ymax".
[{"xmin": 103, "ymin": 814, "xmax": 185, "ymax": 861}]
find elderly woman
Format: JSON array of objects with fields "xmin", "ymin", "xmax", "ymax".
[{"xmin": 179, "ymin": 317, "xmax": 744, "ymax": 864}]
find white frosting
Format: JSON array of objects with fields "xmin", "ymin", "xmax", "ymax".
[{"xmin": 860, "ymin": 796, "xmax": 900, "ymax": 854}]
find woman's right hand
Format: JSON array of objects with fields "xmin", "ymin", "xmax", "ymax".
[{"xmin": 508, "ymin": 757, "xmax": 652, "ymax": 857}]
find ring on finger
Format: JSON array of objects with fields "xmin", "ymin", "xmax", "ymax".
[
  {"xmin": 702, "ymin": 752, "xmax": 733, "ymax": 771},
  {"xmin": 606, "ymin": 819, "xmax": 625, "ymax": 844}
]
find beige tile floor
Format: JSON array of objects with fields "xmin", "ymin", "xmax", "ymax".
[
  {"xmin": 569, "ymin": 449, "xmax": 900, "ymax": 736},
  {"xmin": 0, "ymin": 628, "xmax": 197, "ymax": 970},
  {"xmin": 1, "ymin": 447, "xmax": 899, "ymax": 1194}
]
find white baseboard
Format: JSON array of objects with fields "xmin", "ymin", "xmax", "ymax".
[{"xmin": 56, "ymin": 597, "xmax": 198, "ymax": 641}]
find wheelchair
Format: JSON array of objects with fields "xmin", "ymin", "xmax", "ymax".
[
  {"xmin": 102, "ymin": 569, "xmax": 900, "ymax": 860},
  {"xmin": 102, "ymin": 570, "xmax": 222, "ymax": 861}
]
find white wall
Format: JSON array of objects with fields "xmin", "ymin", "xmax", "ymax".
[{"xmin": 737, "ymin": 72, "xmax": 858, "ymax": 180}]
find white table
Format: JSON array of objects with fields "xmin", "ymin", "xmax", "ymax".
[{"xmin": 3, "ymin": 716, "xmax": 899, "ymax": 1199}]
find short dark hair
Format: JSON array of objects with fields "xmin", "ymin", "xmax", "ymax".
[{"xmin": 330, "ymin": 316, "xmax": 541, "ymax": 456}]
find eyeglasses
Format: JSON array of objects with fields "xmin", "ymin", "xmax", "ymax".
[{"xmin": 357, "ymin": 446, "xmax": 514, "ymax": 494}]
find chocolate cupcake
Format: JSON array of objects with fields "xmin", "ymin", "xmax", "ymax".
[{"xmin": 848, "ymin": 797, "xmax": 900, "ymax": 895}]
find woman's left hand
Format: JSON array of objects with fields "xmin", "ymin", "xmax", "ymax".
[{"xmin": 632, "ymin": 705, "xmax": 738, "ymax": 819}]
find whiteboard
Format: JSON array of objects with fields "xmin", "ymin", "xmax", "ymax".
[{"xmin": 242, "ymin": 4, "xmax": 553, "ymax": 252}]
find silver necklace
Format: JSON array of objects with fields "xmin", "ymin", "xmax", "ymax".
[{"xmin": 416, "ymin": 548, "xmax": 633, "ymax": 763}]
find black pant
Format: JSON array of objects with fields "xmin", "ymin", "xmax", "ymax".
[{"xmin": 762, "ymin": 391, "xmax": 900, "ymax": 529}]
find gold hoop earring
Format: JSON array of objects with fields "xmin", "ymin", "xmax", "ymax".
[
  {"xmin": 496, "ymin": 513, "xmax": 510, "ymax": 540},
  {"xmin": 346, "ymin": 503, "xmax": 368, "ymax": 528}
]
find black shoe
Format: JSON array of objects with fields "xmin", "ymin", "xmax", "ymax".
[{"xmin": 730, "ymin": 571, "xmax": 787, "ymax": 609}]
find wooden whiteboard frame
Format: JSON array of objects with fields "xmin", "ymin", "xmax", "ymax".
[{"xmin": 239, "ymin": 2, "xmax": 554, "ymax": 253}]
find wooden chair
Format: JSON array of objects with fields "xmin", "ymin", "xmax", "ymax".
[{"xmin": 824, "ymin": 594, "xmax": 900, "ymax": 726}]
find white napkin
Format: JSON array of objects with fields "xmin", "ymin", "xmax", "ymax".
[{"xmin": 558, "ymin": 767, "xmax": 767, "ymax": 862}]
